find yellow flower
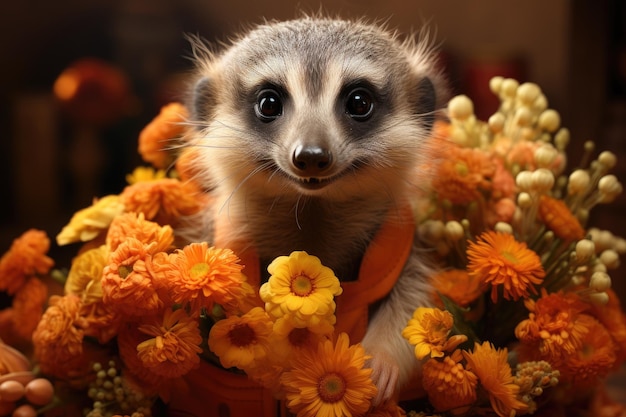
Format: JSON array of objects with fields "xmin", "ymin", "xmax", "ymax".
[
  {"xmin": 56, "ymin": 195, "xmax": 125, "ymax": 245},
  {"xmin": 259, "ymin": 251, "xmax": 342, "ymax": 325},
  {"xmin": 64, "ymin": 245, "xmax": 109, "ymax": 304},
  {"xmin": 467, "ymin": 231, "xmax": 545, "ymax": 303},
  {"xmin": 422, "ymin": 350, "xmax": 478, "ymax": 412},
  {"xmin": 402, "ymin": 307, "xmax": 467, "ymax": 360},
  {"xmin": 125, "ymin": 166, "xmax": 167, "ymax": 184},
  {"xmin": 207, "ymin": 307, "xmax": 273, "ymax": 370},
  {"xmin": 463, "ymin": 342, "xmax": 527, "ymax": 417},
  {"xmin": 136, "ymin": 308, "xmax": 203, "ymax": 378},
  {"xmin": 280, "ymin": 333, "xmax": 377, "ymax": 417},
  {"xmin": 270, "ymin": 314, "xmax": 333, "ymax": 367}
]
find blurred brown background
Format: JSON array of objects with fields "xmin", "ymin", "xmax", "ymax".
[{"xmin": 0, "ymin": 0, "xmax": 624, "ymax": 298}]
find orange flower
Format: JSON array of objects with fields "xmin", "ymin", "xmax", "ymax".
[
  {"xmin": 11, "ymin": 277, "xmax": 48, "ymax": 341},
  {"xmin": 0, "ymin": 229, "xmax": 54, "ymax": 295},
  {"xmin": 432, "ymin": 145, "xmax": 495, "ymax": 205},
  {"xmin": 515, "ymin": 291, "xmax": 595, "ymax": 365},
  {"xmin": 422, "ymin": 349, "xmax": 478, "ymax": 412},
  {"xmin": 467, "ymin": 231, "xmax": 545, "ymax": 302},
  {"xmin": 117, "ymin": 321, "xmax": 164, "ymax": 392},
  {"xmin": 368, "ymin": 401, "xmax": 407, "ymax": 417},
  {"xmin": 76, "ymin": 301, "xmax": 121, "ymax": 344},
  {"xmin": 590, "ymin": 289, "xmax": 626, "ymax": 363},
  {"xmin": 558, "ymin": 319, "xmax": 617, "ymax": 388},
  {"xmin": 280, "ymin": 333, "xmax": 377, "ymax": 417},
  {"xmin": 106, "ymin": 212, "xmax": 174, "ymax": 253},
  {"xmin": 538, "ymin": 195, "xmax": 585, "ymax": 241},
  {"xmin": 32, "ymin": 295, "xmax": 87, "ymax": 379},
  {"xmin": 208, "ymin": 307, "xmax": 273, "ymax": 370},
  {"xmin": 431, "ymin": 269, "xmax": 484, "ymax": 308},
  {"xmin": 119, "ymin": 176, "xmax": 206, "ymax": 225},
  {"xmin": 175, "ymin": 146, "xmax": 206, "ymax": 186},
  {"xmin": 138, "ymin": 102, "xmax": 189, "ymax": 169},
  {"xmin": 463, "ymin": 342, "xmax": 527, "ymax": 417},
  {"xmin": 269, "ymin": 315, "xmax": 332, "ymax": 367},
  {"xmin": 153, "ymin": 243, "xmax": 246, "ymax": 315},
  {"xmin": 402, "ymin": 307, "xmax": 467, "ymax": 360},
  {"xmin": 136, "ymin": 308, "xmax": 203, "ymax": 378},
  {"xmin": 101, "ymin": 238, "xmax": 163, "ymax": 317}
]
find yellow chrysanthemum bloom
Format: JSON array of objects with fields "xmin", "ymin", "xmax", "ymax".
[
  {"xmin": 463, "ymin": 342, "xmax": 528, "ymax": 417},
  {"xmin": 280, "ymin": 333, "xmax": 377, "ymax": 417},
  {"xmin": 402, "ymin": 307, "xmax": 467, "ymax": 360},
  {"xmin": 64, "ymin": 244, "xmax": 109, "ymax": 304},
  {"xmin": 125, "ymin": 166, "xmax": 167, "ymax": 184},
  {"xmin": 208, "ymin": 307, "xmax": 273, "ymax": 370},
  {"xmin": 259, "ymin": 251, "xmax": 342, "ymax": 326},
  {"xmin": 56, "ymin": 195, "xmax": 125, "ymax": 245}
]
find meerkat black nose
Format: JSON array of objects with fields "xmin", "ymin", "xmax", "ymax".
[{"xmin": 292, "ymin": 144, "xmax": 333, "ymax": 175}]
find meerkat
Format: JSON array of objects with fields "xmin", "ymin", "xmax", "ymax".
[{"xmin": 182, "ymin": 16, "xmax": 447, "ymax": 405}]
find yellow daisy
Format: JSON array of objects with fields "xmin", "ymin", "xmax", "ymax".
[
  {"xmin": 402, "ymin": 307, "xmax": 467, "ymax": 360},
  {"xmin": 280, "ymin": 333, "xmax": 377, "ymax": 417},
  {"xmin": 259, "ymin": 251, "xmax": 342, "ymax": 325}
]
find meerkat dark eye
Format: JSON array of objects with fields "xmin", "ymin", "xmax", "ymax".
[
  {"xmin": 346, "ymin": 88, "xmax": 374, "ymax": 120},
  {"xmin": 255, "ymin": 89, "xmax": 283, "ymax": 122}
]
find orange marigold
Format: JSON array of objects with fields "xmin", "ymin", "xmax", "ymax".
[
  {"xmin": 432, "ymin": 145, "xmax": 495, "ymax": 205},
  {"xmin": 467, "ymin": 231, "xmax": 545, "ymax": 302},
  {"xmin": 0, "ymin": 229, "xmax": 54, "ymax": 295},
  {"xmin": 538, "ymin": 195, "xmax": 585, "ymax": 241},
  {"xmin": 422, "ymin": 349, "xmax": 478, "ymax": 412},
  {"xmin": 208, "ymin": 307, "xmax": 273, "ymax": 370},
  {"xmin": 101, "ymin": 238, "xmax": 163, "ymax": 317},
  {"xmin": 463, "ymin": 342, "xmax": 527, "ymax": 417},
  {"xmin": 558, "ymin": 319, "xmax": 617, "ymax": 388},
  {"xmin": 138, "ymin": 102, "xmax": 189, "ymax": 169},
  {"xmin": 76, "ymin": 301, "xmax": 121, "ymax": 344},
  {"xmin": 11, "ymin": 277, "xmax": 48, "ymax": 341},
  {"xmin": 106, "ymin": 212, "xmax": 174, "ymax": 253},
  {"xmin": 32, "ymin": 295, "xmax": 87, "ymax": 378},
  {"xmin": 590, "ymin": 288, "xmax": 626, "ymax": 363},
  {"xmin": 515, "ymin": 291, "xmax": 595, "ymax": 365},
  {"xmin": 431, "ymin": 269, "xmax": 484, "ymax": 308},
  {"xmin": 117, "ymin": 320, "xmax": 164, "ymax": 392},
  {"xmin": 152, "ymin": 243, "xmax": 246, "ymax": 315},
  {"xmin": 120, "ymin": 177, "xmax": 206, "ymax": 225},
  {"xmin": 136, "ymin": 308, "xmax": 203, "ymax": 378}
]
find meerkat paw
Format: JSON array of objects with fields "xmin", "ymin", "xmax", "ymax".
[{"xmin": 367, "ymin": 350, "xmax": 400, "ymax": 406}]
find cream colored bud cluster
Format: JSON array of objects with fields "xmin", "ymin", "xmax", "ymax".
[
  {"xmin": 562, "ymin": 150, "xmax": 623, "ymax": 220},
  {"xmin": 569, "ymin": 238, "xmax": 616, "ymax": 305},
  {"xmin": 85, "ymin": 361, "xmax": 153, "ymax": 417},
  {"xmin": 513, "ymin": 360, "xmax": 560, "ymax": 415},
  {"xmin": 418, "ymin": 219, "xmax": 469, "ymax": 260},
  {"xmin": 446, "ymin": 94, "xmax": 487, "ymax": 147},
  {"xmin": 512, "ymin": 168, "xmax": 556, "ymax": 241}
]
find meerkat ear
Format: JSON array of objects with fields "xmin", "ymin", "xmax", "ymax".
[
  {"xmin": 412, "ymin": 77, "xmax": 437, "ymax": 131},
  {"xmin": 189, "ymin": 76, "xmax": 215, "ymax": 123}
]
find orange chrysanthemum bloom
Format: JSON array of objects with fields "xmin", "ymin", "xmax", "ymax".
[
  {"xmin": 65, "ymin": 245, "xmax": 109, "ymax": 304},
  {"xmin": 432, "ymin": 145, "xmax": 495, "ymax": 205},
  {"xmin": 76, "ymin": 301, "xmax": 121, "ymax": 344},
  {"xmin": 120, "ymin": 174, "xmax": 206, "ymax": 226},
  {"xmin": 32, "ymin": 295, "xmax": 87, "ymax": 379},
  {"xmin": 208, "ymin": 307, "xmax": 273, "ymax": 370},
  {"xmin": 280, "ymin": 333, "xmax": 377, "ymax": 417},
  {"xmin": 153, "ymin": 243, "xmax": 246, "ymax": 315},
  {"xmin": 559, "ymin": 319, "xmax": 617, "ymax": 388},
  {"xmin": 260, "ymin": 251, "xmax": 342, "ymax": 326},
  {"xmin": 117, "ymin": 321, "xmax": 164, "ymax": 392},
  {"xmin": 590, "ymin": 289, "xmax": 626, "ymax": 363},
  {"xmin": 422, "ymin": 349, "xmax": 478, "ymax": 412},
  {"xmin": 138, "ymin": 102, "xmax": 189, "ymax": 169},
  {"xmin": 538, "ymin": 195, "xmax": 585, "ymax": 241},
  {"xmin": 402, "ymin": 307, "xmax": 468, "ymax": 360},
  {"xmin": 0, "ymin": 229, "xmax": 54, "ymax": 295},
  {"xmin": 11, "ymin": 277, "xmax": 48, "ymax": 341},
  {"xmin": 106, "ymin": 212, "xmax": 174, "ymax": 253},
  {"xmin": 467, "ymin": 231, "xmax": 545, "ymax": 302},
  {"xmin": 101, "ymin": 238, "xmax": 163, "ymax": 317},
  {"xmin": 515, "ymin": 291, "xmax": 595, "ymax": 364},
  {"xmin": 136, "ymin": 308, "xmax": 203, "ymax": 378},
  {"xmin": 431, "ymin": 269, "xmax": 484, "ymax": 308},
  {"xmin": 175, "ymin": 146, "xmax": 205, "ymax": 185},
  {"xmin": 56, "ymin": 195, "xmax": 125, "ymax": 245},
  {"xmin": 463, "ymin": 342, "xmax": 528, "ymax": 417}
]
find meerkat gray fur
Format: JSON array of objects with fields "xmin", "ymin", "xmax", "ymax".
[{"xmin": 182, "ymin": 16, "xmax": 447, "ymax": 405}]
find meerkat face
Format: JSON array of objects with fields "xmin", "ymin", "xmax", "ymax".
[{"xmin": 189, "ymin": 18, "xmax": 443, "ymax": 202}]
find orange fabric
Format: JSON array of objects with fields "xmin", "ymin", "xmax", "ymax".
[{"xmin": 168, "ymin": 204, "xmax": 415, "ymax": 416}]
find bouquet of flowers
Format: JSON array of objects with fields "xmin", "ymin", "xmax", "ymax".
[{"xmin": 0, "ymin": 77, "xmax": 624, "ymax": 417}]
